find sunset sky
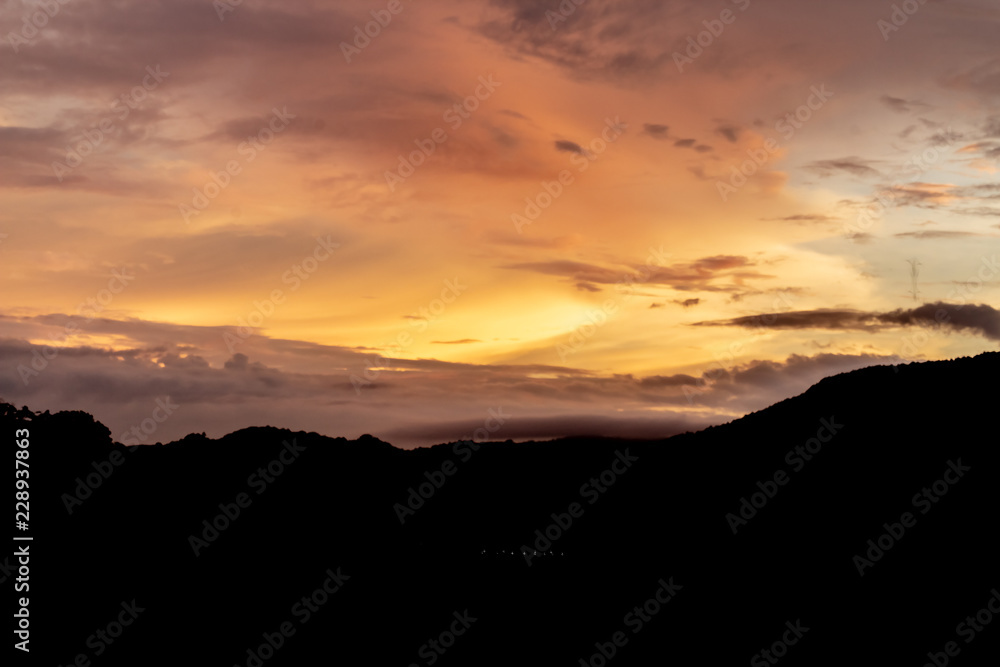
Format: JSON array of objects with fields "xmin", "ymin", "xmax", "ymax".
[{"xmin": 1, "ymin": 0, "xmax": 999, "ymax": 446}]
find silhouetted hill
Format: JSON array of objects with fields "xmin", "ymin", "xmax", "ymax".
[{"xmin": 5, "ymin": 353, "xmax": 999, "ymax": 665}]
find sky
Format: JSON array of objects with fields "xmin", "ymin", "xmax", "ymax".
[{"xmin": 1, "ymin": 0, "xmax": 999, "ymax": 447}]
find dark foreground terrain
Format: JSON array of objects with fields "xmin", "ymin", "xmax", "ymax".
[{"xmin": 5, "ymin": 353, "xmax": 999, "ymax": 665}]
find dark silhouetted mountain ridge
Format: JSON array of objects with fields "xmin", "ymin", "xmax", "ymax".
[{"xmin": 4, "ymin": 353, "xmax": 998, "ymax": 665}]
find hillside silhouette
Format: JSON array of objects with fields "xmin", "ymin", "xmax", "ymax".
[{"xmin": 5, "ymin": 353, "xmax": 999, "ymax": 665}]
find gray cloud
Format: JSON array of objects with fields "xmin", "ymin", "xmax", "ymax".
[
  {"xmin": 502, "ymin": 254, "xmax": 767, "ymax": 293},
  {"xmin": 894, "ymin": 230, "xmax": 985, "ymax": 239},
  {"xmin": 807, "ymin": 157, "xmax": 882, "ymax": 178},
  {"xmin": 694, "ymin": 303, "xmax": 1000, "ymax": 341},
  {"xmin": 715, "ymin": 124, "xmax": 741, "ymax": 143},
  {"xmin": 770, "ymin": 214, "xmax": 839, "ymax": 223},
  {"xmin": 555, "ymin": 140, "xmax": 584, "ymax": 153},
  {"xmin": 880, "ymin": 95, "xmax": 928, "ymax": 114},
  {"xmin": 642, "ymin": 123, "xmax": 669, "ymax": 139}
]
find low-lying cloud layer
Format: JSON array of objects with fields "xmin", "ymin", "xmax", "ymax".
[{"xmin": 0, "ymin": 312, "xmax": 905, "ymax": 447}]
